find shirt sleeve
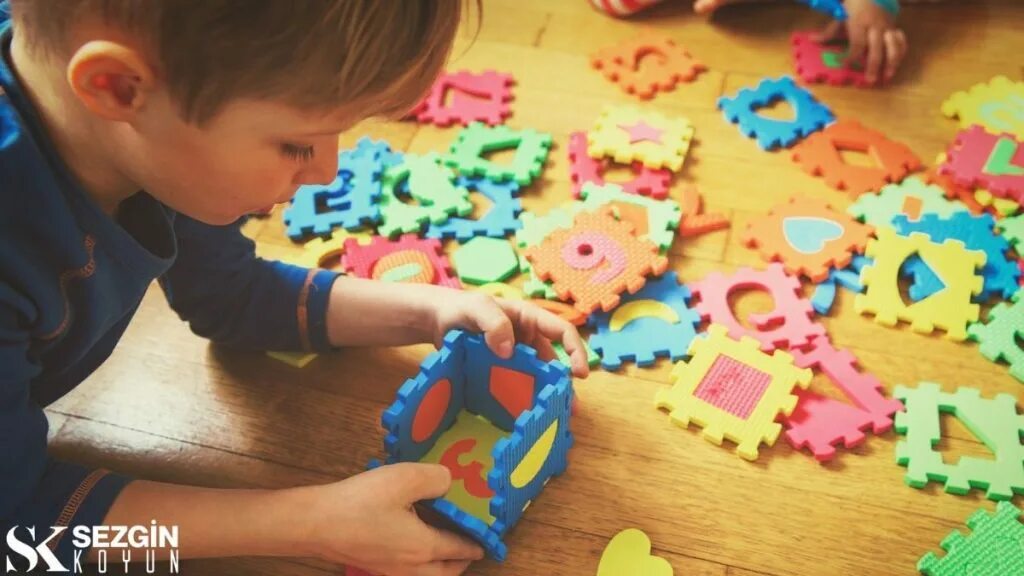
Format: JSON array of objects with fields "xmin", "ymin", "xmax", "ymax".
[{"xmin": 159, "ymin": 214, "xmax": 339, "ymax": 352}]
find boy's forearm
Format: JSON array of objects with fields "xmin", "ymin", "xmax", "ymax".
[{"xmin": 324, "ymin": 276, "xmax": 442, "ymax": 348}]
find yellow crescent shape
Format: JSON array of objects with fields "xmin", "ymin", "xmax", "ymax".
[
  {"xmin": 510, "ymin": 421, "xmax": 558, "ymax": 489},
  {"xmin": 609, "ymin": 300, "xmax": 680, "ymax": 332}
]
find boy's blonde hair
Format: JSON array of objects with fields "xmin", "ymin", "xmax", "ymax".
[{"xmin": 9, "ymin": 0, "xmax": 474, "ymax": 124}]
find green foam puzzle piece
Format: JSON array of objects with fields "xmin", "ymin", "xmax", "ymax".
[
  {"xmin": 578, "ymin": 182, "xmax": 681, "ymax": 253},
  {"xmin": 918, "ymin": 501, "xmax": 1024, "ymax": 576},
  {"xmin": 378, "ymin": 153, "xmax": 472, "ymax": 237},
  {"xmin": 453, "ymin": 237, "xmax": 520, "ymax": 285},
  {"xmin": 445, "ymin": 123, "xmax": 553, "ymax": 187},
  {"xmin": 516, "ymin": 205, "xmax": 583, "ymax": 300},
  {"xmin": 847, "ymin": 177, "xmax": 968, "ymax": 228},
  {"xmin": 999, "ymin": 214, "xmax": 1024, "ymax": 249},
  {"xmin": 968, "ymin": 289, "xmax": 1024, "ymax": 383},
  {"xmin": 893, "ymin": 382, "xmax": 1024, "ymax": 501},
  {"xmin": 553, "ymin": 340, "xmax": 601, "ymax": 368}
]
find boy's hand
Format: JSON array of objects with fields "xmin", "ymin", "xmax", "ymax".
[
  {"xmin": 817, "ymin": 0, "xmax": 907, "ymax": 84},
  {"xmin": 303, "ymin": 463, "xmax": 484, "ymax": 576}
]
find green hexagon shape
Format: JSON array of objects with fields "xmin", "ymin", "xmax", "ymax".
[{"xmin": 453, "ymin": 237, "xmax": 520, "ymax": 285}]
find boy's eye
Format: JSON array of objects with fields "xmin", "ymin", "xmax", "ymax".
[{"xmin": 280, "ymin": 143, "xmax": 315, "ymax": 163}]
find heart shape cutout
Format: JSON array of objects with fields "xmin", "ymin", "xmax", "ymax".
[
  {"xmin": 782, "ymin": 216, "xmax": 845, "ymax": 255},
  {"xmin": 598, "ymin": 529, "xmax": 673, "ymax": 576}
]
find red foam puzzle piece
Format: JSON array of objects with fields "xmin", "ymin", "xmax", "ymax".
[
  {"xmin": 568, "ymin": 131, "xmax": 671, "ymax": 199},
  {"xmin": 791, "ymin": 31, "xmax": 872, "ymax": 88},
  {"xmin": 940, "ymin": 126, "xmax": 1024, "ymax": 205},
  {"xmin": 343, "ymin": 234, "xmax": 462, "ymax": 289},
  {"xmin": 409, "ymin": 70, "xmax": 514, "ymax": 127}
]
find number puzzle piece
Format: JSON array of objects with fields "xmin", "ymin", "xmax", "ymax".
[
  {"xmin": 587, "ymin": 105, "xmax": 695, "ymax": 172},
  {"xmin": 718, "ymin": 76, "xmax": 835, "ymax": 150},
  {"xmin": 847, "ymin": 176, "xmax": 969, "ymax": 228},
  {"xmin": 452, "ymin": 237, "xmax": 520, "ymax": 285},
  {"xmin": 591, "ymin": 34, "xmax": 706, "ymax": 99},
  {"xmin": 792, "ymin": 119, "xmax": 922, "ymax": 197},
  {"xmin": 445, "ymin": 123, "xmax": 552, "ymax": 187},
  {"xmin": 657, "ymin": 324, "xmax": 813, "ymax": 461},
  {"xmin": 941, "ymin": 126, "xmax": 1024, "ymax": 204},
  {"xmin": 744, "ymin": 196, "xmax": 874, "ymax": 282},
  {"xmin": 894, "ymin": 383, "xmax": 1024, "ymax": 501},
  {"xmin": 678, "ymin": 185, "xmax": 730, "ymax": 237},
  {"xmin": 377, "ymin": 153, "xmax": 472, "ymax": 238},
  {"xmin": 968, "ymin": 289, "xmax": 1024, "ymax": 383},
  {"xmin": 791, "ymin": 32, "xmax": 871, "ymax": 88},
  {"xmin": 343, "ymin": 234, "xmax": 461, "ymax": 289},
  {"xmin": 892, "ymin": 212, "xmax": 1020, "ymax": 300},
  {"xmin": 523, "ymin": 210, "xmax": 669, "ymax": 315},
  {"xmin": 784, "ymin": 336, "xmax": 903, "ymax": 461},
  {"xmin": 690, "ymin": 263, "xmax": 826, "ymax": 352},
  {"xmin": 567, "ymin": 131, "xmax": 671, "ymax": 200},
  {"xmin": 919, "ymin": 501, "xmax": 1024, "ymax": 576},
  {"xmin": 597, "ymin": 529, "xmax": 674, "ymax": 576},
  {"xmin": 941, "ymin": 76, "xmax": 1024, "ymax": 138},
  {"xmin": 796, "ymin": 0, "xmax": 846, "ymax": 20},
  {"xmin": 588, "ymin": 271, "xmax": 701, "ymax": 370},
  {"xmin": 425, "ymin": 176, "xmax": 522, "ymax": 241},
  {"xmin": 579, "ymin": 182, "xmax": 682, "ymax": 253},
  {"xmin": 999, "ymin": 213, "xmax": 1024, "ymax": 249},
  {"xmin": 410, "ymin": 70, "xmax": 514, "ymax": 127}
]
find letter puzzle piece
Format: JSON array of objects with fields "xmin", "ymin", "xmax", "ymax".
[
  {"xmin": 941, "ymin": 126, "xmax": 1024, "ymax": 204},
  {"xmin": 591, "ymin": 34, "xmax": 706, "ymax": 99},
  {"xmin": 657, "ymin": 324, "xmax": 813, "ymax": 461},
  {"xmin": 690, "ymin": 263, "xmax": 826, "ymax": 352},
  {"xmin": 968, "ymin": 289, "xmax": 1024, "ymax": 383},
  {"xmin": 377, "ymin": 153, "xmax": 472, "ymax": 238},
  {"xmin": 283, "ymin": 138, "xmax": 402, "ymax": 239},
  {"xmin": 792, "ymin": 120, "xmax": 922, "ymax": 197},
  {"xmin": 918, "ymin": 502, "xmax": 1024, "ymax": 576},
  {"xmin": 848, "ymin": 176, "xmax": 968, "ymax": 228},
  {"xmin": 941, "ymin": 76, "xmax": 1024, "ymax": 138},
  {"xmin": 568, "ymin": 131, "xmax": 671, "ymax": 200},
  {"xmin": 791, "ymin": 32, "xmax": 871, "ymax": 88},
  {"xmin": 744, "ymin": 196, "xmax": 874, "ymax": 282},
  {"xmin": 579, "ymin": 182, "xmax": 682, "ymax": 253},
  {"xmin": 588, "ymin": 271, "xmax": 701, "ymax": 370},
  {"xmin": 892, "ymin": 212, "xmax": 1020, "ymax": 300},
  {"xmin": 718, "ymin": 76, "xmax": 835, "ymax": 150},
  {"xmin": 425, "ymin": 176, "xmax": 522, "ymax": 242},
  {"xmin": 678, "ymin": 185, "xmax": 730, "ymax": 237},
  {"xmin": 796, "ymin": 0, "xmax": 846, "ymax": 20},
  {"xmin": 452, "ymin": 237, "xmax": 520, "ymax": 285},
  {"xmin": 588, "ymin": 105, "xmax": 695, "ymax": 172},
  {"xmin": 783, "ymin": 336, "xmax": 903, "ymax": 461},
  {"xmin": 856, "ymin": 229, "xmax": 984, "ymax": 340},
  {"xmin": 523, "ymin": 210, "xmax": 669, "ymax": 315},
  {"xmin": 343, "ymin": 234, "xmax": 461, "ymax": 289},
  {"xmin": 445, "ymin": 123, "xmax": 552, "ymax": 187},
  {"xmin": 410, "ymin": 70, "xmax": 514, "ymax": 127},
  {"xmin": 597, "ymin": 529, "xmax": 674, "ymax": 576},
  {"xmin": 894, "ymin": 383, "xmax": 1024, "ymax": 501}
]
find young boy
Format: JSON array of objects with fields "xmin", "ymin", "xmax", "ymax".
[{"xmin": 0, "ymin": 1, "xmax": 589, "ymax": 575}]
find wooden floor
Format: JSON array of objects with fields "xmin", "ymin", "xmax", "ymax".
[{"xmin": 48, "ymin": 1, "xmax": 1024, "ymax": 575}]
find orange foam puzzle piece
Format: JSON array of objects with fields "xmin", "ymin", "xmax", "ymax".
[{"xmin": 591, "ymin": 34, "xmax": 706, "ymax": 99}]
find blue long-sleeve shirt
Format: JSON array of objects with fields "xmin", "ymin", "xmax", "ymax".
[{"xmin": 0, "ymin": 17, "xmax": 338, "ymax": 565}]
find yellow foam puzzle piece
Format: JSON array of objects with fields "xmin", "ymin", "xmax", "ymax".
[
  {"xmin": 587, "ymin": 105, "xmax": 695, "ymax": 172},
  {"xmin": 265, "ymin": 351, "xmax": 318, "ymax": 368},
  {"xmin": 975, "ymin": 188, "xmax": 1020, "ymax": 217},
  {"xmin": 941, "ymin": 76, "xmax": 1024, "ymax": 138},
  {"xmin": 295, "ymin": 230, "xmax": 374, "ymax": 269},
  {"xmin": 597, "ymin": 529, "xmax": 674, "ymax": 576},
  {"xmin": 475, "ymin": 282, "xmax": 525, "ymax": 300}
]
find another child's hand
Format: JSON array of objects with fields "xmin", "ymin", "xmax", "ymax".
[
  {"xmin": 303, "ymin": 463, "xmax": 484, "ymax": 575},
  {"xmin": 817, "ymin": 0, "xmax": 907, "ymax": 84}
]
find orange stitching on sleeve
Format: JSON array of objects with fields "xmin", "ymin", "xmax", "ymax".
[
  {"xmin": 47, "ymin": 468, "xmax": 111, "ymax": 552},
  {"xmin": 297, "ymin": 269, "xmax": 317, "ymax": 352},
  {"xmin": 40, "ymin": 235, "xmax": 98, "ymax": 341}
]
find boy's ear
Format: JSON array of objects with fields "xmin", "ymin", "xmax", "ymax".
[{"xmin": 66, "ymin": 40, "xmax": 156, "ymax": 121}]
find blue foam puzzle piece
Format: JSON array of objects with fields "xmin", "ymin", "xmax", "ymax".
[
  {"xmin": 425, "ymin": 177, "xmax": 523, "ymax": 241},
  {"xmin": 587, "ymin": 272, "xmax": 702, "ymax": 370},
  {"xmin": 717, "ymin": 76, "xmax": 835, "ymax": 150},
  {"xmin": 796, "ymin": 0, "xmax": 847, "ymax": 20},
  {"xmin": 811, "ymin": 278, "xmax": 838, "ymax": 315},
  {"xmin": 903, "ymin": 256, "xmax": 946, "ymax": 302}
]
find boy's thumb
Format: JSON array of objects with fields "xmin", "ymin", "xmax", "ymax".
[{"xmin": 396, "ymin": 463, "xmax": 453, "ymax": 501}]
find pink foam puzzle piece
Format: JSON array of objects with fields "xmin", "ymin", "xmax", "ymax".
[
  {"xmin": 791, "ymin": 32, "xmax": 872, "ymax": 88},
  {"xmin": 567, "ymin": 131, "xmax": 671, "ymax": 199},
  {"xmin": 941, "ymin": 126, "xmax": 1024, "ymax": 205},
  {"xmin": 411, "ymin": 70, "xmax": 515, "ymax": 127}
]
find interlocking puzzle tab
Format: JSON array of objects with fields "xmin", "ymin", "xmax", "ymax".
[
  {"xmin": 847, "ymin": 176, "xmax": 968, "ymax": 228},
  {"xmin": 791, "ymin": 32, "xmax": 870, "ymax": 88},
  {"xmin": 587, "ymin": 105, "xmax": 695, "ymax": 172},
  {"xmin": 374, "ymin": 330, "xmax": 574, "ymax": 561},
  {"xmin": 894, "ymin": 383, "xmax": 1024, "ymax": 501},
  {"xmin": 578, "ymin": 182, "xmax": 682, "ymax": 253},
  {"xmin": 425, "ymin": 176, "xmax": 522, "ymax": 242},
  {"xmin": 718, "ymin": 76, "xmax": 834, "ymax": 150},
  {"xmin": 784, "ymin": 336, "xmax": 903, "ymax": 462},
  {"xmin": 941, "ymin": 126, "xmax": 1024, "ymax": 205},
  {"xmin": 743, "ymin": 197, "xmax": 874, "ymax": 282},
  {"xmin": 591, "ymin": 34, "xmax": 706, "ymax": 99},
  {"xmin": 343, "ymin": 234, "xmax": 462, "ymax": 289},
  {"xmin": 656, "ymin": 324, "xmax": 813, "ymax": 461},
  {"xmin": 445, "ymin": 123, "xmax": 553, "ymax": 187},
  {"xmin": 792, "ymin": 119, "xmax": 922, "ymax": 197},
  {"xmin": 968, "ymin": 289, "xmax": 1024, "ymax": 383},
  {"xmin": 941, "ymin": 76, "xmax": 1024, "ymax": 138},
  {"xmin": 568, "ymin": 131, "xmax": 671, "ymax": 199},
  {"xmin": 917, "ymin": 501, "xmax": 1024, "ymax": 576},
  {"xmin": 409, "ymin": 70, "xmax": 514, "ymax": 127},
  {"xmin": 377, "ymin": 153, "xmax": 472, "ymax": 238}
]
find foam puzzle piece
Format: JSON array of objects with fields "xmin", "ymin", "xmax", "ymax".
[
  {"xmin": 796, "ymin": 0, "xmax": 847, "ymax": 20},
  {"xmin": 425, "ymin": 176, "xmax": 522, "ymax": 241},
  {"xmin": 657, "ymin": 324, "xmax": 813, "ymax": 461},
  {"xmin": 452, "ymin": 237, "xmax": 520, "ymax": 285},
  {"xmin": 410, "ymin": 70, "xmax": 514, "ymax": 127},
  {"xmin": 588, "ymin": 271, "xmax": 701, "ymax": 370},
  {"xmin": 553, "ymin": 340, "xmax": 601, "ymax": 369},
  {"xmin": 587, "ymin": 105, "xmax": 695, "ymax": 172},
  {"xmin": 892, "ymin": 212, "xmax": 1020, "ymax": 300},
  {"xmin": 294, "ymin": 230, "xmax": 373, "ymax": 269},
  {"xmin": 515, "ymin": 205, "xmax": 584, "ymax": 300},
  {"xmin": 999, "ymin": 213, "xmax": 1024, "ymax": 248},
  {"xmin": 579, "ymin": 182, "xmax": 682, "ymax": 253},
  {"xmin": 975, "ymin": 187, "xmax": 1021, "ymax": 217},
  {"xmin": 941, "ymin": 126, "xmax": 1024, "ymax": 204},
  {"xmin": 597, "ymin": 529, "xmax": 674, "ymax": 576},
  {"xmin": 531, "ymin": 299, "xmax": 588, "ymax": 327},
  {"xmin": 968, "ymin": 289, "xmax": 1024, "ymax": 383},
  {"xmin": 524, "ymin": 210, "xmax": 669, "ymax": 315},
  {"xmin": 591, "ymin": 34, "xmax": 706, "ymax": 99},
  {"xmin": 678, "ymin": 185, "xmax": 730, "ymax": 237},
  {"xmin": 377, "ymin": 153, "xmax": 472, "ymax": 237},
  {"xmin": 791, "ymin": 32, "xmax": 871, "ymax": 87},
  {"xmin": 690, "ymin": 263, "xmax": 826, "ymax": 352},
  {"xmin": 568, "ymin": 131, "xmax": 671, "ymax": 199},
  {"xmin": 810, "ymin": 280, "xmax": 837, "ymax": 317},
  {"xmin": 792, "ymin": 119, "xmax": 922, "ymax": 197},
  {"xmin": 718, "ymin": 76, "xmax": 835, "ymax": 150},
  {"xmin": 923, "ymin": 159, "xmax": 988, "ymax": 216},
  {"xmin": 783, "ymin": 336, "xmax": 903, "ymax": 461},
  {"xmin": 810, "ymin": 257, "xmax": 868, "ymax": 316},
  {"xmin": 343, "ymin": 234, "xmax": 461, "ymax": 289},
  {"xmin": 894, "ymin": 382, "xmax": 1024, "ymax": 501},
  {"xmin": 283, "ymin": 138, "xmax": 401, "ymax": 238},
  {"xmin": 265, "ymin": 351, "xmax": 318, "ymax": 368},
  {"xmin": 856, "ymin": 229, "xmax": 984, "ymax": 340},
  {"xmin": 918, "ymin": 501, "xmax": 1024, "ymax": 576},
  {"xmin": 941, "ymin": 75, "xmax": 1024, "ymax": 138},
  {"xmin": 744, "ymin": 196, "xmax": 874, "ymax": 282},
  {"xmin": 445, "ymin": 123, "xmax": 553, "ymax": 187},
  {"xmin": 847, "ymin": 176, "xmax": 968, "ymax": 228}
]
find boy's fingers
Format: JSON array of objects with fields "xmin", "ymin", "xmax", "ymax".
[
  {"xmin": 846, "ymin": 23, "xmax": 868, "ymax": 69},
  {"xmin": 864, "ymin": 27, "xmax": 884, "ymax": 83},
  {"xmin": 472, "ymin": 296, "xmax": 515, "ymax": 358},
  {"xmin": 812, "ymin": 20, "xmax": 843, "ymax": 43},
  {"xmin": 882, "ymin": 30, "xmax": 903, "ymax": 81}
]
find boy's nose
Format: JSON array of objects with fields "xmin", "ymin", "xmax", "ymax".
[{"xmin": 296, "ymin": 144, "xmax": 340, "ymax": 186}]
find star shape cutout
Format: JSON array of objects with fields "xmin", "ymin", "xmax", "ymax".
[{"xmin": 619, "ymin": 121, "xmax": 664, "ymax": 144}]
